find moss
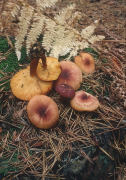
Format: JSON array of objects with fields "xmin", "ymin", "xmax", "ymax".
[
  {"xmin": 0, "ymin": 48, "xmax": 28, "ymax": 73},
  {"xmin": 0, "ymin": 37, "xmax": 10, "ymax": 53},
  {"xmin": 0, "ymin": 151, "xmax": 20, "ymax": 176},
  {"xmin": 0, "ymin": 51, "xmax": 19, "ymax": 72},
  {"xmin": 83, "ymin": 47, "xmax": 99, "ymax": 59},
  {"xmin": 0, "ymin": 36, "xmax": 29, "ymax": 71},
  {"xmin": 0, "ymin": 37, "xmax": 29, "ymax": 90}
]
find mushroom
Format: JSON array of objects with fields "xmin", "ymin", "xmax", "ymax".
[
  {"xmin": 74, "ymin": 53, "xmax": 95, "ymax": 74},
  {"xmin": 36, "ymin": 57, "xmax": 61, "ymax": 81},
  {"xmin": 54, "ymin": 61, "xmax": 82, "ymax": 90},
  {"xmin": 55, "ymin": 84, "xmax": 75, "ymax": 99},
  {"xmin": 70, "ymin": 90, "xmax": 100, "ymax": 111},
  {"xmin": 27, "ymin": 95, "xmax": 59, "ymax": 129},
  {"xmin": 10, "ymin": 67, "xmax": 53, "ymax": 101}
]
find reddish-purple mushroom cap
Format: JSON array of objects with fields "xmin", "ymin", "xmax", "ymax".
[
  {"xmin": 55, "ymin": 84, "xmax": 75, "ymax": 99},
  {"xmin": 27, "ymin": 95, "xmax": 59, "ymax": 129},
  {"xmin": 55, "ymin": 61, "xmax": 82, "ymax": 90},
  {"xmin": 70, "ymin": 90, "xmax": 100, "ymax": 111}
]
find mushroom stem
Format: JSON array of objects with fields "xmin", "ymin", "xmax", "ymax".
[
  {"xmin": 30, "ymin": 58, "xmax": 39, "ymax": 76},
  {"xmin": 41, "ymin": 54, "xmax": 47, "ymax": 69}
]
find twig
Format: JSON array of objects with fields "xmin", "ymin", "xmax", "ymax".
[
  {"xmin": 80, "ymin": 150, "xmax": 94, "ymax": 164},
  {"xmin": 0, "ymin": 119, "xmax": 22, "ymax": 129},
  {"xmin": 98, "ymin": 146, "xmax": 114, "ymax": 161},
  {"xmin": 0, "ymin": 131, "xmax": 9, "ymax": 157},
  {"xmin": 102, "ymin": 40, "xmax": 126, "ymax": 44},
  {"xmin": 5, "ymin": 34, "xmax": 14, "ymax": 48}
]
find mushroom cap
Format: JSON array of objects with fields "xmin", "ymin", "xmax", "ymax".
[
  {"xmin": 55, "ymin": 84, "xmax": 75, "ymax": 99},
  {"xmin": 10, "ymin": 67, "xmax": 53, "ymax": 101},
  {"xmin": 27, "ymin": 95, "xmax": 59, "ymax": 129},
  {"xmin": 55, "ymin": 61, "xmax": 82, "ymax": 90},
  {"xmin": 36, "ymin": 57, "xmax": 61, "ymax": 81},
  {"xmin": 74, "ymin": 53, "xmax": 95, "ymax": 74},
  {"xmin": 70, "ymin": 90, "xmax": 100, "ymax": 111}
]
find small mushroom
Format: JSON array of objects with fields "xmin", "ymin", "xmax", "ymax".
[
  {"xmin": 74, "ymin": 53, "xmax": 95, "ymax": 74},
  {"xmin": 70, "ymin": 90, "xmax": 100, "ymax": 111},
  {"xmin": 10, "ymin": 67, "xmax": 53, "ymax": 101},
  {"xmin": 27, "ymin": 95, "xmax": 59, "ymax": 129},
  {"xmin": 55, "ymin": 61, "xmax": 82, "ymax": 90},
  {"xmin": 36, "ymin": 57, "xmax": 61, "ymax": 81}
]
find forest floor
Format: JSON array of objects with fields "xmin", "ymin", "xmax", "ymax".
[
  {"xmin": 0, "ymin": 0, "xmax": 126, "ymax": 180},
  {"xmin": 57, "ymin": 0, "xmax": 126, "ymax": 39}
]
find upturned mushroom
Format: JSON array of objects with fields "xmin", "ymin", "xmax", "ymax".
[
  {"xmin": 74, "ymin": 52, "xmax": 95, "ymax": 74},
  {"xmin": 54, "ymin": 61, "xmax": 82, "ymax": 90},
  {"xmin": 55, "ymin": 84, "xmax": 75, "ymax": 99},
  {"xmin": 70, "ymin": 90, "xmax": 100, "ymax": 111},
  {"xmin": 27, "ymin": 95, "xmax": 59, "ymax": 129}
]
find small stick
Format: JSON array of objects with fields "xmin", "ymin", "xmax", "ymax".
[
  {"xmin": 0, "ymin": 119, "xmax": 22, "ymax": 129},
  {"xmin": 92, "ymin": 136, "xmax": 114, "ymax": 161},
  {"xmin": 102, "ymin": 40, "xmax": 126, "ymax": 44},
  {"xmin": 80, "ymin": 150, "xmax": 94, "ymax": 164},
  {"xmin": 98, "ymin": 146, "xmax": 114, "ymax": 161},
  {"xmin": 5, "ymin": 34, "xmax": 14, "ymax": 48}
]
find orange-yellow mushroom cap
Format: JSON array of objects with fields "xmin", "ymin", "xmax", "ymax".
[
  {"xmin": 36, "ymin": 57, "xmax": 61, "ymax": 81},
  {"xmin": 74, "ymin": 53, "xmax": 95, "ymax": 74},
  {"xmin": 10, "ymin": 67, "xmax": 53, "ymax": 101}
]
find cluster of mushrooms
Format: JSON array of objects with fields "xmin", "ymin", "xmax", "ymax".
[{"xmin": 10, "ymin": 51, "xmax": 99, "ymax": 129}]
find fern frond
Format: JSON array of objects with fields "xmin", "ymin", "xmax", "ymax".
[
  {"xmin": 43, "ymin": 24, "xmax": 79, "ymax": 58},
  {"xmin": 43, "ymin": 12, "xmax": 104, "ymax": 59},
  {"xmin": 42, "ymin": 5, "xmax": 79, "ymax": 57},
  {"xmin": 42, "ymin": 19, "xmax": 57, "ymax": 52},
  {"xmin": 10, "ymin": 1, "xmax": 105, "ymax": 60},
  {"xmin": 81, "ymin": 20, "xmax": 104, "ymax": 45},
  {"xmin": 55, "ymin": 4, "xmax": 76, "ymax": 25},
  {"xmin": 15, "ymin": 5, "xmax": 34, "ymax": 60},
  {"xmin": 67, "ymin": 40, "xmax": 89, "ymax": 60},
  {"xmin": 49, "ymin": 26, "xmax": 75, "ymax": 58},
  {"xmin": 11, "ymin": 3, "xmax": 20, "ymax": 18},
  {"xmin": 68, "ymin": 11, "xmax": 81, "ymax": 26},
  {"xmin": 26, "ymin": 14, "xmax": 45, "ymax": 54},
  {"xmin": 36, "ymin": 0, "xmax": 58, "ymax": 10},
  {"xmin": 89, "ymin": 35, "xmax": 105, "ymax": 44},
  {"xmin": 81, "ymin": 22, "xmax": 97, "ymax": 39}
]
